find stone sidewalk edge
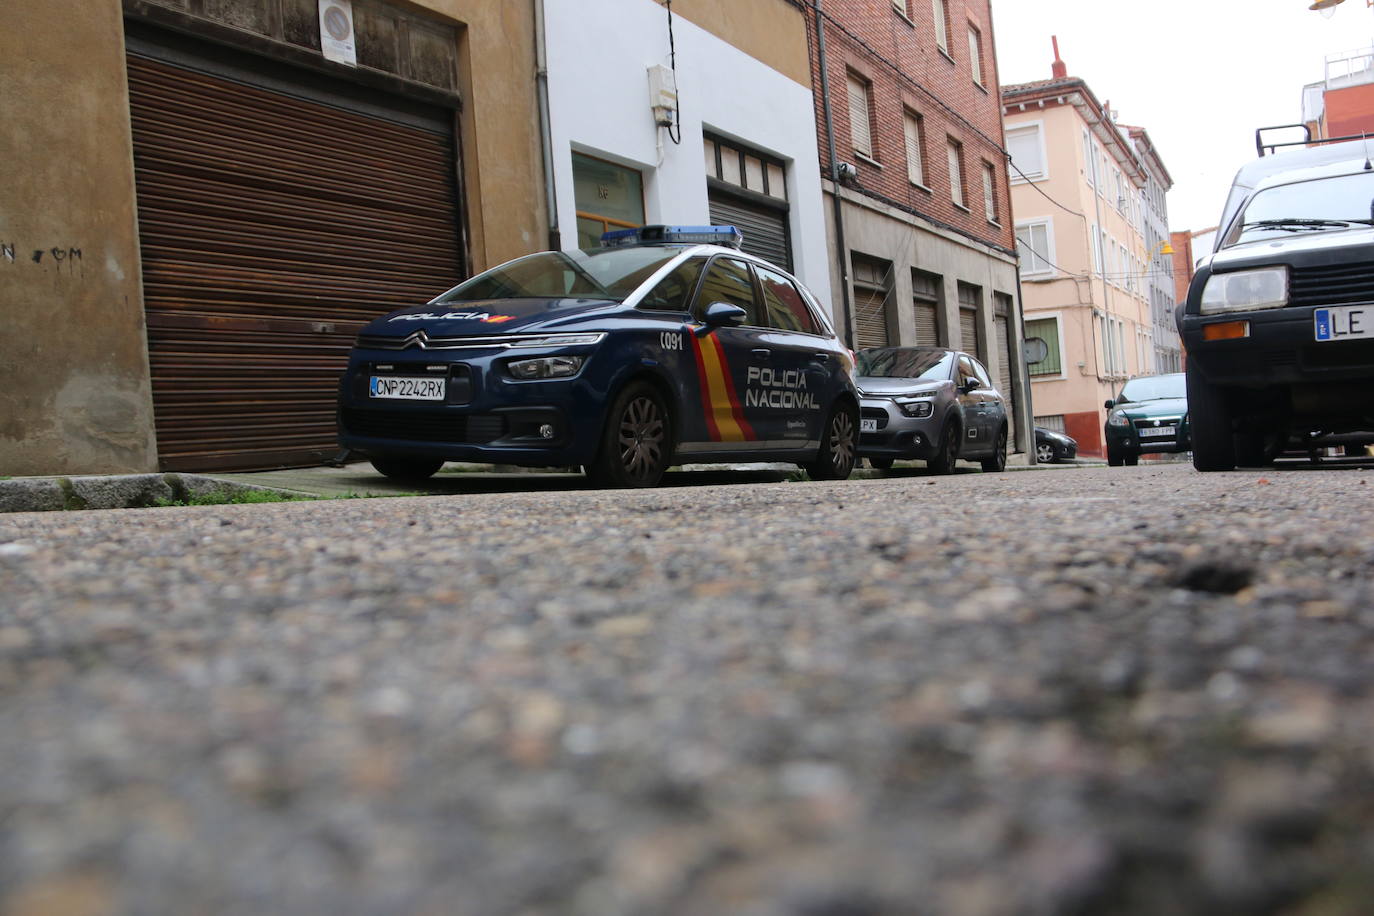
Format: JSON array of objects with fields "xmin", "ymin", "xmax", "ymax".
[{"xmin": 0, "ymin": 474, "xmax": 301, "ymax": 514}]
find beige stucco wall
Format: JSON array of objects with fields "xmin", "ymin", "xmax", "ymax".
[
  {"xmin": 0, "ymin": 0, "xmax": 158, "ymax": 476},
  {"xmin": 422, "ymin": 0, "xmax": 545, "ymax": 270},
  {"xmin": 657, "ymin": 0, "xmax": 811, "ymax": 86},
  {"xmin": 1, "ymin": 0, "xmax": 543, "ymax": 475}
]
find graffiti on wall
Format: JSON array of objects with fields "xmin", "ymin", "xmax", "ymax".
[{"xmin": 2, "ymin": 243, "xmax": 84, "ymax": 271}]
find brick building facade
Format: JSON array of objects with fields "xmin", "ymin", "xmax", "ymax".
[{"xmin": 803, "ymin": 0, "xmax": 1032, "ymax": 458}]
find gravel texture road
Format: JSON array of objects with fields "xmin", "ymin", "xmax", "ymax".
[{"xmin": 1, "ymin": 463, "xmax": 1372, "ymax": 915}]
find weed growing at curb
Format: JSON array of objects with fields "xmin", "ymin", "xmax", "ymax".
[{"xmin": 152, "ymin": 489, "xmax": 315, "ymax": 507}]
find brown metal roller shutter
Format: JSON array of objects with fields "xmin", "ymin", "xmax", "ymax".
[
  {"xmin": 959, "ymin": 308, "xmax": 980, "ymax": 358},
  {"xmin": 913, "ymin": 301, "xmax": 939, "ymax": 346},
  {"xmin": 995, "ymin": 314, "xmax": 1014, "ymax": 398},
  {"xmin": 127, "ymin": 52, "xmax": 463, "ymax": 471},
  {"xmin": 708, "ymin": 192, "xmax": 791, "ymax": 271},
  {"xmin": 854, "ymin": 287, "xmax": 890, "ymax": 349}
]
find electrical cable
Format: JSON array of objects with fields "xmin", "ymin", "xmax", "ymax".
[{"xmin": 665, "ymin": 0, "xmax": 681, "ymax": 145}]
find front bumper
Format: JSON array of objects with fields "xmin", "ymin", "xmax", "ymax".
[
  {"xmin": 1180, "ymin": 304, "xmax": 1374, "ymax": 389},
  {"xmin": 857, "ymin": 398, "xmax": 940, "ymax": 459},
  {"xmin": 337, "ymin": 348, "xmax": 604, "ymax": 467},
  {"xmin": 1105, "ymin": 415, "xmax": 1191, "ymax": 454}
]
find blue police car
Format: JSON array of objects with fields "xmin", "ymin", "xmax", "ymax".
[{"xmin": 337, "ymin": 226, "xmax": 860, "ymax": 487}]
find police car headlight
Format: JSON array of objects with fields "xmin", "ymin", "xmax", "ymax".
[
  {"xmin": 1107, "ymin": 410, "xmax": 1131, "ymax": 428},
  {"xmin": 1200, "ymin": 267, "xmax": 1288, "ymax": 314},
  {"xmin": 507, "ymin": 333, "xmax": 606, "ymax": 348},
  {"xmin": 894, "ymin": 397, "xmax": 934, "ymax": 418},
  {"xmin": 508, "ymin": 356, "xmax": 584, "ymax": 379}
]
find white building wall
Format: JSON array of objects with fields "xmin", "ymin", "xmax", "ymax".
[{"xmin": 543, "ymin": 0, "xmax": 833, "ymax": 313}]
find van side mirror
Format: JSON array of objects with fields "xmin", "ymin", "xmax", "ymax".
[{"xmin": 1104, "ymin": 399, "xmax": 1115, "ymax": 409}]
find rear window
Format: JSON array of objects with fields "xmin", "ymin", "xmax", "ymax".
[{"xmin": 758, "ymin": 265, "xmax": 821, "ymax": 334}]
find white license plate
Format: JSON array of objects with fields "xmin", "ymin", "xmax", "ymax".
[
  {"xmin": 1315, "ymin": 305, "xmax": 1371, "ymax": 341},
  {"xmin": 860, "ymin": 418, "xmax": 878, "ymax": 432},
  {"xmin": 1138, "ymin": 426, "xmax": 1176, "ymax": 438},
  {"xmin": 370, "ymin": 376, "xmax": 446, "ymax": 400}
]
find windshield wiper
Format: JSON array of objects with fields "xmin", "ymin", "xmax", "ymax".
[{"xmin": 1242, "ymin": 218, "xmax": 1367, "ymax": 232}]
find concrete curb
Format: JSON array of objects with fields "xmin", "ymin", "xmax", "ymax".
[{"xmin": 0, "ymin": 474, "xmax": 298, "ymax": 514}]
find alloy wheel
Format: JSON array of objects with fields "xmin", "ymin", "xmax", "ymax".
[{"xmin": 618, "ymin": 395, "xmax": 665, "ymax": 483}]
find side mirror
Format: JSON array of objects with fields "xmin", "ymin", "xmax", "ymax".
[
  {"xmin": 961, "ymin": 378, "xmax": 981, "ymax": 393},
  {"xmin": 1104, "ymin": 399, "xmax": 1115, "ymax": 409},
  {"xmin": 702, "ymin": 301, "xmax": 747, "ymax": 328}
]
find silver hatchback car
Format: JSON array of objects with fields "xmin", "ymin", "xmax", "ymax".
[{"xmin": 856, "ymin": 346, "xmax": 1009, "ymax": 473}]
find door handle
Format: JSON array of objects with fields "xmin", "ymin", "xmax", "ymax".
[
  {"xmin": 811, "ymin": 352, "xmax": 831, "ymax": 361},
  {"xmin": 751, "ymin": 348, "xmax": 772, "ymax": 359}
]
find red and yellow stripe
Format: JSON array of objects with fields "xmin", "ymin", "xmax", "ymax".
[{"xmin": 690, "ymin": 332, "xmax": 755, "ymax": 442}]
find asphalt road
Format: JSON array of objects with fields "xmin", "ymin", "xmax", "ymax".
[{"xmin": 1, "ymin": 463, "xmax": 1372, "ymax": 915}]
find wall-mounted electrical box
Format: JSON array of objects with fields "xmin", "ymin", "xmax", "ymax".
[{"xmin": 647, "ymin": 65, "xmax": 677, "ymax": 127}]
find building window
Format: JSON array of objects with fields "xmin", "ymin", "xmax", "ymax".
[
  {"xmin": 931, "ymin": 0, "xmax": 950, "ymax": 54},
  {"xmin": 982, "ymin": 161, "xmax": 997, "ymax": 223},
  {"xmin": 1005, "ymin": 123, "xmax": 1045, "ymax": 182},
  {"xmin": 903, "ymin": 111, "xmax": 926, "ymax": 186},
  {"xmin": 572, "ymin": 152, "xmax": 644, "ymax": 249},
  {"xmin": 891, "ymin": 0, "xmax": 910, "ymax": 17},
  {"xmin": 847, "ymin": 72, "xmax": 874, "ymax": 159},
  {"xmin": 1082, "ymin": 129, "xmax": 1094, "ymax": 187},
  {"xmin": 968, "ymin": 25, "xmax": 984, "ymax": 86},
  {"xmin": 705, "ymin": 135, "xmax": 787, "ymax": 201},
  {"xmin": 912, "ymin": 269, "xmax": 942, "ymax": 345},
  {"xmin": 1015, "ymin": 219, "xmax": 1053, "ymax": 276},
  {"xmin": 852, "ymin": 254, "xmax": 893, "ymax": 349},
  {"xmin": 947, "ymin": 137, "xmax": 965, "ymax": 208},
  {"xmin": 1025, "ymin": 316, "xmax": 1062, "ymax": 377}
]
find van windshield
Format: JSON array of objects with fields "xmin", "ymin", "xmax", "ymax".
[{"xmin": 1228, "ymin": 171, "xmax": 1374, "ymax": 246}]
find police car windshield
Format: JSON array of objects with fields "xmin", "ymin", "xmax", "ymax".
[
  {"xmin": 856, "ymin": 347, "xmax": 954, "ymax": 380},
  {"xmin": 1230, "ymin": 171, "xmax": 1374, "ymax": 245},
  {"xmin": 434, "ymin": 249, "xmax": 681, "ymax": 303}
]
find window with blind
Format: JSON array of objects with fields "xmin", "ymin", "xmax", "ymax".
[
  {"xmin": 957, "ymin": 281, "xmax": 981, "ymax": 357},
  {"xmin": 932, "ymin": 0, "xmax": 949, "ymax": 52},
  {"xmin": 1024, "ymin": 316, "xmax": 1062, "ymax": 377},
  {"xmin": 968, "ymin": 25, "xmax": 984, "ymax": 86},
  {"xmin": 847, "ymin": 73, "xmax": 873, "ymax": 158},
  {"xmin": 903, "ymin": 111, "xmax": 926, "ymax": 186},
  {"xmin": 852, "ymin": 254, "xmax": 892, "ymax": 349},
  {"xmin": 1006, "ymin": 123, "xmax": 1044, "ymax": 182},
  {"xmin": 947, "ymin": 138, "xmax": 965, "ymax": 207},
  {"xmin": 982, "ymin": 161, "xmax": 997, "ymax": 223}
]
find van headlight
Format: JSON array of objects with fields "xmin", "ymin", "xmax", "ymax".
[
  {"xmin": 1200, "ymin": 267, "xmax": 1288, "ymax": 314},
  {"xmin": 507, "ymin": 355, "xmax": 584, "ymax": 379},
  {"xmin": 1107, "ymin": 411, "xmax": 1131, "ymax": 428}
]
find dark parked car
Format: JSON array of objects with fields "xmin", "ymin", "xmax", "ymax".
[
  {"xmin": 1103, "ymin": 372, "xmax": 1191, "ymax": 466},
  {"xmin": 337, "ymin": 226, "xmax": 860, "ymax": 487},
  {"xmin": 1034, "ymin": 426, "xmax": 1077, "ymax": 463},
  {"xmin": 855, "ymin": 346, "xmax": 1009, "ymax": 473},
  {"xmin": 1178, "ymin": 134, "xmax": 1374, "ymax": 470}
]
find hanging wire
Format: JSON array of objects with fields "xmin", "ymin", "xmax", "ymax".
[{"xmin": 665, "ymin": 0, "xmax": 682, "ymax": 145}]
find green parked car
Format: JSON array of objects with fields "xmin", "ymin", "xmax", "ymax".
[{"xmin": 1103, "ymin": 373, "xmax": 1191, "ymax": 466}]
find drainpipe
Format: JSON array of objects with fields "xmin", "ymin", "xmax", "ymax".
[
  {"xmin": 812, "ymin": 0, "xmax": 855, "ymax": 349},
  {"xmin": 534, "ymin": 0, "xmax": 560, "ymax": 251}
]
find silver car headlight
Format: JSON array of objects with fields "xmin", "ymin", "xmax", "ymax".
[
  {"xmin": 508, "ymin": 355, "xmax": 584, "ymax": 379},
  {"xmin": 1200, "ymin": 267, "xmax": 1288, "ymax": 315},
  {"xmin": 893, "ymin": 396, "xmax": 935, "ymax": 418},
  {"xmin": 1107, "ymin": 410, "xmax": 1131, "ymax": 428}
]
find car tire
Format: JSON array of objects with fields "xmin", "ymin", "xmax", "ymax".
[
  {"xmin": 928, "ymin": 418, "xmax": 960, "ymax": 475},
  {"xmin": 1124, "ymin": 452, "xmax": 1139, "ymax": 466},
  {"xmin": 868, "ymin": 457, "xmax": 894, "ymax": 470},
  {"xmin": 1186, "ymin": 366, "xmax": 1236, "ymax": 472},
  {"xmin": 586, "ymin": 381, "xmax": 673, "ymax": 488},
  {"xmin": 1107, "ymin": 446, "xmax": 1124, "ymax": 467},
  {"xmin": 370, "ymin": 455, "xmax": 445, "ymax": 482},
  {"xmin": 1036, "ymin": 442, "xmax": 1056, "ymax": 464},
  {"xmin": 805, "ymin": 401, "xmax": 858, "ymax": 480},
  {"xmin": 980, "ymin": 425, "xmax": 1008, "ymax": 472}
]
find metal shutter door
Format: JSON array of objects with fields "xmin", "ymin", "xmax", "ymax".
[
  {"xmin": 855, "ymin": 288, "xmax": 890, "ymax": 349},
  {"xmin": 959, "ymin": 308, "xmax": 980, "ymax": 357},
  {"xmin": 708, "ymin": 192, "xmax": 791, "ymax": 271},
  {"xmin": 995, "ymin": 314, "xmax": 1014, "ymax": 397},
  {"xmin": 127, "ymin": 53, "xmax": 463, "ymax": 471},
  {"xmin": 914, "ymin": 301, "xmax": 939, "ymax": 346}
]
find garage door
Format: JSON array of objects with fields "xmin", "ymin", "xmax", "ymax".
[
  {"xmin": 708, "ymin": 192, "xmax": 791, "ymax": 272},
  {"xmin": 127, "ymin": 43, "xmax": 464, "ymax": 471}
]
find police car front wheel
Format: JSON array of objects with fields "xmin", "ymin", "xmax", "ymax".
[
  {"xmin": 587, "ymin": 381, "xmax": 673, "ymax": 488},
  {"xmin": 805, "ymin": 403, "xmax": 858, "ymax": 480}
]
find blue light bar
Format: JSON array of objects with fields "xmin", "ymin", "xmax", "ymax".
[{"xmin": 599, "ymin": 224, "xmax": 744, "ymax": 249}]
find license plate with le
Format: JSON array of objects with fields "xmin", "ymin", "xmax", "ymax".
[
  {"xmin": 1314, "ymin": 305, "xmax": 1371, "ymax": 341},
  {"xmin": 1138, "ymin": 426, "xmax": 1176, "ymax": 438}
]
